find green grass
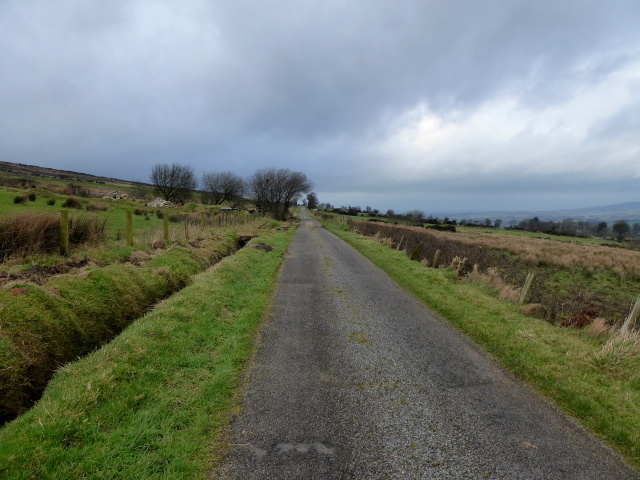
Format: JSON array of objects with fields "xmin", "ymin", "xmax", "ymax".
[
  {"xmin": 0, "ymin": 225, "xmax": 296, "ymax": 479},
  {"xmin": 0, "ymin": 235, "xmax": 239, "ymax": 422},
  {"xmin": 456, "ymin": 225, "xmax": 620, "ymax": 246},
  {"xmin": 320, "ymin": 218, "xmax": 640, "ymax": 470}
]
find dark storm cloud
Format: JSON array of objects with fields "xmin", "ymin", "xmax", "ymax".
[{"xmin": 1, "ymin": 0, "xmax": 639, "ymax": 212}]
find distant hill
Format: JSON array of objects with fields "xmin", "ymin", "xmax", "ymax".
[
  {"xmin": 0, "ymin": 161, "xmax": 149, "ymax": 187},
  {"xmin": 441, "ymin": 202, "xmax": 640, "ymax": 225}
]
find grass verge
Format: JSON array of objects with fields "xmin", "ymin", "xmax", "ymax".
[
  {"xmin": 0, "ymin": 234, "xmax": 239, "ymax": 423},
  {"xmin": 321, "ymin": 219, "xmax": 640, "ymax": 470},
  {"xmin": 0, "ymin": 225, "xmax": 296, "ymax": 479}
]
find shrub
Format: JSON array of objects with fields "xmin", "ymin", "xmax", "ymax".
[
  {"xmin": 65, "ymin": 183, "xmax": 91, "ymax": 198},
  {"xmin": 13, "ymin": 195, "xmax": 28, "ymax": 205},
  {"xmin": 168, "ymin": 214, "xmax": 185, "ymax": 223},
  {"xmin": 27, "ymin": 192, "xmax": 37, "ymax": 202},
  {"xmin": 85, "ymin": 202, "xmax": 109, "ymax": 212},
  {"xmin": 46, "ymin": 198, "xmax": 56, "ymax": 206},
  {"xmin": 156, "ymin": 210, "xmax": 164, "ymax": 219},
  {"xmin": 62, "ymin": 196, "xmax": 83, "ymax": 209}
]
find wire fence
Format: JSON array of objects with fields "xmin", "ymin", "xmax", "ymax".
[{"xmin": 0, "ymin": 209, "xmax": 254, "ymax": 263}]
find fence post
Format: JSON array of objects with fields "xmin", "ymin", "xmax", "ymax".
[
  {"xmin": 163, "ymin": 213, "xmax": 169, "ymax": 241},
  {"xmin": 519, "ymin": 272, "xmax": 535, "ymax": 304},
  {"xmin": 621, "ymin": 297, "xmax": 640, "ymax": 333},
  {"xmin": 200, "ymin": 211, "xmax": 205, "ymax": 229},
  {"xmin": 410, "ymin": 242, "xmax": 422, "ymax": 260},
  {"xmin": 432, "ymin": 250, "xmax": 441, "ymax": 268},
  {"xmin": 60, "ymin": 209, "xmax": 69, "ymax": 256},
  {"xmin": 126, "ymin": 210, "xmax": 133, "ymax": 246},
  {"xmin": 184, "ymin": 221, "xmax": 189, "ymax": 240}
]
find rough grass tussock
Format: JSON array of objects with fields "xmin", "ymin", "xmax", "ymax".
[
  {"xmin": 589, "ymin": 331, "xmax": 640, "ymax": 378},
  {"xmin": 0, "ymin": 213, "xmax": 106, "ymax": 260}
]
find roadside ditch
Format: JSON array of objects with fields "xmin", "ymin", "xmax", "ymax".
[{"xmin": 0, "ymin": 231, "xmax": 256, "ymax": 424}]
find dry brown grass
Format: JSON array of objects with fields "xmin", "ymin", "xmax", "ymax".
[
  {"xmin": 371, "ymin": 232, "xmax": 395, "ymax": 248},
  {"xmin": 385, "ymin": 224, "xmax": 640, "ymax": 279},
  {"xmin": 0, "ymin": 213, "xmax": 106, "ymax": 260},
  {"xmin": 587, "ymin": 318, "xmax": 615, "ymax": 338},
  {"xmin": 0, "ymin": 213, "xmax": 60, "ymax": 259},
  {"xmin": 464, "ymin": 264, "xmax": 522, "ymax": 302},
  {"xmin": 589, "ymin": 330, "xmax": 640, "ymax": 377}
]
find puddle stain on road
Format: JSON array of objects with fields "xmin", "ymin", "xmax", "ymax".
[{"xmin": 249, "ymin": 442, "xmax": 336, "ymax": 458}]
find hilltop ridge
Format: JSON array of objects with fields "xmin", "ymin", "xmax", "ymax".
[{"xmin": 0, "ymin": 161, "xmax": 148, "ymax": 187}]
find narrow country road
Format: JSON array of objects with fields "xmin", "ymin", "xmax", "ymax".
[{"xmin": 216, "ymin": 209, "xmax": 638, "ymax": 479}]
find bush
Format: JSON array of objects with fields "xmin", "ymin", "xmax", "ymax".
[
  {"xmin": 156, "ymin": 210, "xmax": 164, "ymax": 219},
  {"xmin": 65, "ymin": 183, "xmax": 91, "ymax": 198},
  {"xmin": 13, "ymin": 195, "xmax": 28, "ymax": 205},
  {"xmin": 46, "ymin": 198, "xmax": 56, "ymax": 206},
  {"xmin": 168, "ymin": 214, "xmax": 185, "ymax": 223},
  {"xmin": 62, "ymin": 196, "xmax": 83, "ymax": 209},
  {"xmin": 85, "ymin": 203, "xmax": 109, "ymax": 212},
  {"xmin": 27, "ymin": 192, "xmax": 37, "ymax": 202}
]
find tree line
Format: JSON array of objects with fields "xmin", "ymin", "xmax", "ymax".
[{"xmin": 150, "ymin": 163, "xmax": 313, "ymax": 221}]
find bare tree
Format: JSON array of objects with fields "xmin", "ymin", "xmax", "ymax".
[
  {"xmin": 249, "ymin": 168, "xmax": 313, "ymax": 220},
  {"xmin": 201, "ymin": 171, "xmax": 245, "ymax": 205},
  {"xmin": 306, "ymin": 192, "xmax": 319, "ymax": 209},
  {"xmin": 404, "ymin": 210, "xmax": 425, "ymax": 222},
  {"xmin": 150, "ymin": 163, "xmax": 196, "ymax": 204}
]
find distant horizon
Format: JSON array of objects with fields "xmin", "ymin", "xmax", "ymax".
[{"xmin": 2, "ymin": 159, "xmax": 639, "ymax": 222}]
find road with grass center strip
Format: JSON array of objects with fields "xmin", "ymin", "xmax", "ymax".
[{"xmin": 216, "ymin": 209, "xmax": 638, "ymax": 480}]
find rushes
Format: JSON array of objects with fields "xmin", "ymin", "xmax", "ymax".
[{"xmin": 0, "ymin": 213, "xmax": 106, "ymax": 260}]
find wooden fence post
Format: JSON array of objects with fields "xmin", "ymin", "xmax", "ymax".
[
  {"xmin": 163, "ymin": 213, "xmax": 169, "ymax": 241},
  {"xmin": 200, "ymin": 212, "xmax": 205, "ymax": 229},
  {"xmin": 59, "ymin": 209, "xmax": 69, "ymax": 256},
  {"xmin": 621, "ymin": 297, "xmax": 640, "ymax": 333},
  {"xmin": 126, "ymin": 210, "xmax": 133, "ymax": 246},
  {"xmin": 432, "ymin": 249, "xmax": 441, "ymax": 268},
  {"xmin": 519, "ymin": 272, "xmax": 535, "ymax": 304},
  {"xmin": 410, "ymin": 242, "xmax": 422, "ymax": 260}
]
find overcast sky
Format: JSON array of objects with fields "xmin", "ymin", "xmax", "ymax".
[{"xmin": 1, "ymin": 0, "xmax": 640, "ymax": 214}]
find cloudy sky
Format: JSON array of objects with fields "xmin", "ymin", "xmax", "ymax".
[{"xmin": 1, "ymin": 0, "xmax": 640, "ymax": 214}]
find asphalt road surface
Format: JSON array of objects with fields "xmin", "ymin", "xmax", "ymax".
[{"xmin": 216, "ymin": 209, "xmax": 638, "ymax": 479}]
